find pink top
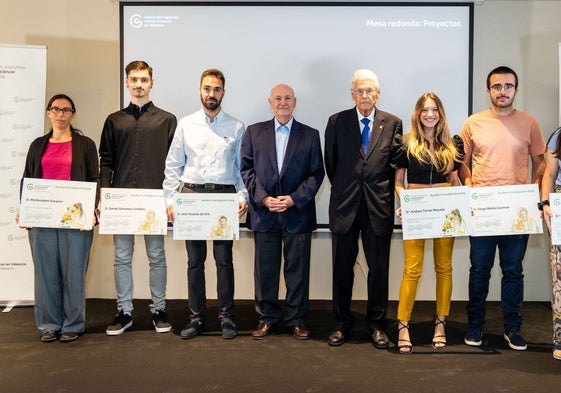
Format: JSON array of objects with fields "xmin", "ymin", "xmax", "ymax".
[
  {"xmin": 41, "ymin": 141, "xmax": 72, "ymax": 180},
  {"xmin": 460, "ymin": 109, "xmax": 546, "ymax": 187}
]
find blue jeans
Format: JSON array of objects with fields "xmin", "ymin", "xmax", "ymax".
[
  {"xmin": 113, "ymin": 234, "xmax": 167, "ymax": 314},
  {"xmin": 28, "ymin": 228, "xmax": 92, "ymax": 334},
  {"xmin": 466, "ymin": 235, "xmax": 528, "ymax": 332}
]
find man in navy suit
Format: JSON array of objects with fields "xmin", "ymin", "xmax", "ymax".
[
  {"xmin": 241, "ymin": 84, "xmax": 325, "ymax": 340},
  {"xmin": 324, "ymin": 69, "xmax": 404, "ymax": 347}
]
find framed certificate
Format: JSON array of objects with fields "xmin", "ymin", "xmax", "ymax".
[
  {"xmin": 470, "ymin": 184, "xmax": 542, "ymax": 236},
  {"xmin": 19, "ymin": 178, "xmax": 97, "ymax": 230},
  {"xmin": 173, "ymin": 193, "xmax": 239, "ymax": 240},
  {"xmin": 400, "ymin": 186, "xmax": 472, "ymax": 240},
  {"xmin": 98, "ymin": 188, "xmax": 168, "ymax": 235}
]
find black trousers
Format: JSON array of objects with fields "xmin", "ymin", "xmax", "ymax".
[
  {"xmin": 253, "ymin": 214, "xmax": 312, "ymax": 327},
  {"xmin": 181, "ymin": 184, "xmax": 237, "ymax": 322},
  {"xmin": 331, "ymin": 198, "xmax": 392, "ymax": 332}
]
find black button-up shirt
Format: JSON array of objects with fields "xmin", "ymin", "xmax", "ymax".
[{"xmin": 99, "ymin": 101, "xmax": 177, "ymax": 189}]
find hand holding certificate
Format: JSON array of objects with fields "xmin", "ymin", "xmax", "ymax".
[
  {"xmin": 172, "ymin": 193, "xmax": 239, "ymax": 240},
  {"xmin": 400, "ymin": 186, "xmax": 472, "ymax": 240},
  {"xmin": 470, "ymin": 184, "xmax": 542, "ymax": 237},
  {"xmin": 18, "ymin": 178, "xmax": 97, "ymax": 230},
  {"xmin": 548, "ymin": 193, "xmax": 561, "ymax": 245},
  {"xmin": 400, "ymin": 184, "xmax": 543, "ymax": 239},
  {"xmin": 98, "ymin": 188, "xmax": 168, "ymax": 235}
]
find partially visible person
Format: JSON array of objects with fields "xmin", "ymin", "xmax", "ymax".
[
  {"xmin": 459, "ymin": 66, "xmax": 545, "ymax": 351},
  {"xmin": 100, "ymin": 60, "xmax": 177, "ymax": 336},
  {"xmin": 538, "ymin": 126, "xmax": 561, "ymax": 361},
  {"xmin": 324, "ymin": 69, "xmax": 404, "ymax": 348},
  {"xmin": 241, "ymin": 84, "xmax": 324, "ymax": 340},
  {"xmin": 163, "ymin": 68, "xmax": 247, "ymax": 340},
  {"xmin": 394, "ymin": 92, "xmax": 464, "ymax": 354},
  {"xmin": 17, "ymin": 94, "xmax": 99, "ymax": 343}
]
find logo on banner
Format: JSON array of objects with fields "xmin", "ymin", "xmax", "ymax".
[
  {"xmin": 13, "ymin": 96, "xmax": 33, "ymax": 103},
  {"xmin": 129, "ymin": 13, "xmax": 180, "ymax": 29},
  {"xmin": 130, "ymin": 14, "xmax": 143, "ymax": 28}
]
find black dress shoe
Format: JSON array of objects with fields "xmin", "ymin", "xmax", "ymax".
[
  {"xmin": 371, "ymin": 328, "xmax": 389, "ymax": 349},
  {"xmin": 328, "ymin": 330, "xmax": 346, "ymax": 346}
]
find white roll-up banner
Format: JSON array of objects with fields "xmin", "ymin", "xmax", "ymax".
[{"xmin": 0, "ymin": 44, "xmax": 46, "ymax": 306}]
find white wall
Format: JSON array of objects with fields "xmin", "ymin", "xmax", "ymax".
[{"xmin": 1, "ymin": 0, "xmax": 559, "ymax": 301}]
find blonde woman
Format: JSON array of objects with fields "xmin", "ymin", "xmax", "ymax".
[{"xmin": 395, "ymin": 92, "xmax": 463, "ymax": 354}]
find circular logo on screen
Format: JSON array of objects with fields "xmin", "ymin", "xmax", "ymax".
[{"xmin": 130, "ymin": 14, "xmax": 143, "ymax": 28}]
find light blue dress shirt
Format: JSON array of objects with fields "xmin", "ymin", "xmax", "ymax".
[{"xmin": 274, "ymin": 117, "xmax": 293, "ymax": 174}]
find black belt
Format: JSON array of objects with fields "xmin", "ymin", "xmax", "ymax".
[{"xmin": 184, "ymin": 183, "xmax": 234, "ymax": 190}]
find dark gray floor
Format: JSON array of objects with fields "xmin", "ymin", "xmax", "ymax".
[{"xmin": 0, "ymin": 299, "xmax": 558, "ymax": 393}]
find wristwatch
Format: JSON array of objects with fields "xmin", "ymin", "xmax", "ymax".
[{"xmin": 538, "ymin": 199, "xmax": 550, "ymax": 210}]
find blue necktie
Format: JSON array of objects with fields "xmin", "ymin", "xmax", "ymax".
[{"xmin": 361, "ymin": 118, "xmax": 370, "ymax": 152}]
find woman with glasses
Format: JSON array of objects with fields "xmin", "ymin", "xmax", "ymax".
[
  {"xmin": 394, "ymin": 92, "xmax": 464, "ymax": 354},
  {"xmin": 539, "ymin": 126, "xmax": 561, "ymax": 361},
  {"xmin": 17, "ymin": 94, "xmax": 99, "ymax": 343}
]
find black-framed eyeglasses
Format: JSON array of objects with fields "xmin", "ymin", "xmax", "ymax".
[
  {"xmin": 48, "ymin": 107, "xmax": 75, "ymax": 115},
  {"xmin": 490, "ymin": 83, "xmax": 516, "ymax": 92}
]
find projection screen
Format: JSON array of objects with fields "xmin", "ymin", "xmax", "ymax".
[{"xmin": 121, "ymin": 1, "xmax": 473, "ymax": 227}]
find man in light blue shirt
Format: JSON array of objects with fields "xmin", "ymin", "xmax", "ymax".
[{"xmin": 163, "ymin": 68, "xmax": 247, "ymax": 340}]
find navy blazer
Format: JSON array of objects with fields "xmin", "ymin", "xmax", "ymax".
[
  {"xmin": 241, "ymin": 118, "xmax": 325, "ymax": 233},
  {"xmin": 324, "ymin": 107, "xmax": 404, "ymax": 236}
]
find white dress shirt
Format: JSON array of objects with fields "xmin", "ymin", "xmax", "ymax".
[{"xmin": 163, "ymin": 108, "xmax": 248, "ymax": 204}]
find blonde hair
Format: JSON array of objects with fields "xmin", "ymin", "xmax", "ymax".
[{"xmin": 404, "ymin": 92, "xmax": 458, "ymax": 174}]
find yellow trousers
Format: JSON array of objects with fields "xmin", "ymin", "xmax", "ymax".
[{"xmin": 397, "ymin": 237, "xmax": 454, "ymax": 321}]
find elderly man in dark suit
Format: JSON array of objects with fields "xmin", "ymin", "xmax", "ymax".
[
  {"xmin": 241, "ymin": 84, "xmax": 324, "ymax": 340},
  {"xmin": 324, "ymin": 69, "xmax": 404, "ymax": 348}
]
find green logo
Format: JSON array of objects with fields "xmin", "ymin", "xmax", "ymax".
[
  {"xmin": 104, "ymin": 193, "xmax": 111, "ymax": 199},
  {"xmin": 554, "ymin": 199, "xmax": 561, "ymax": 206},
  {"xmin": 176, "ymin": 198, "xmax": 183, "ymax": 205},
  {"xmin": 403, "ymin": 195, "xmax": 410, "ymax": 202},
  {"xmin": 26, "ymin": 183, "xmax": 34, "ymax": 190},
  {"xmin": 471, "ymin": 193, "xmax": 478, "ymax": 200}
]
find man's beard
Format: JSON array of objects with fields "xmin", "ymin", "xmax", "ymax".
[{"xmin": 201, "ymin": 96, "xmax": 221, "ymax": 111}]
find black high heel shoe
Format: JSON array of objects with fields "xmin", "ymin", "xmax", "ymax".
[
  {"xmin": 432, "ymin": 315, "xmax": 447, "ymax": 350},
  {"xmin": 397, "ymin": 320, "xmax": 413, "ymax": 354}
]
